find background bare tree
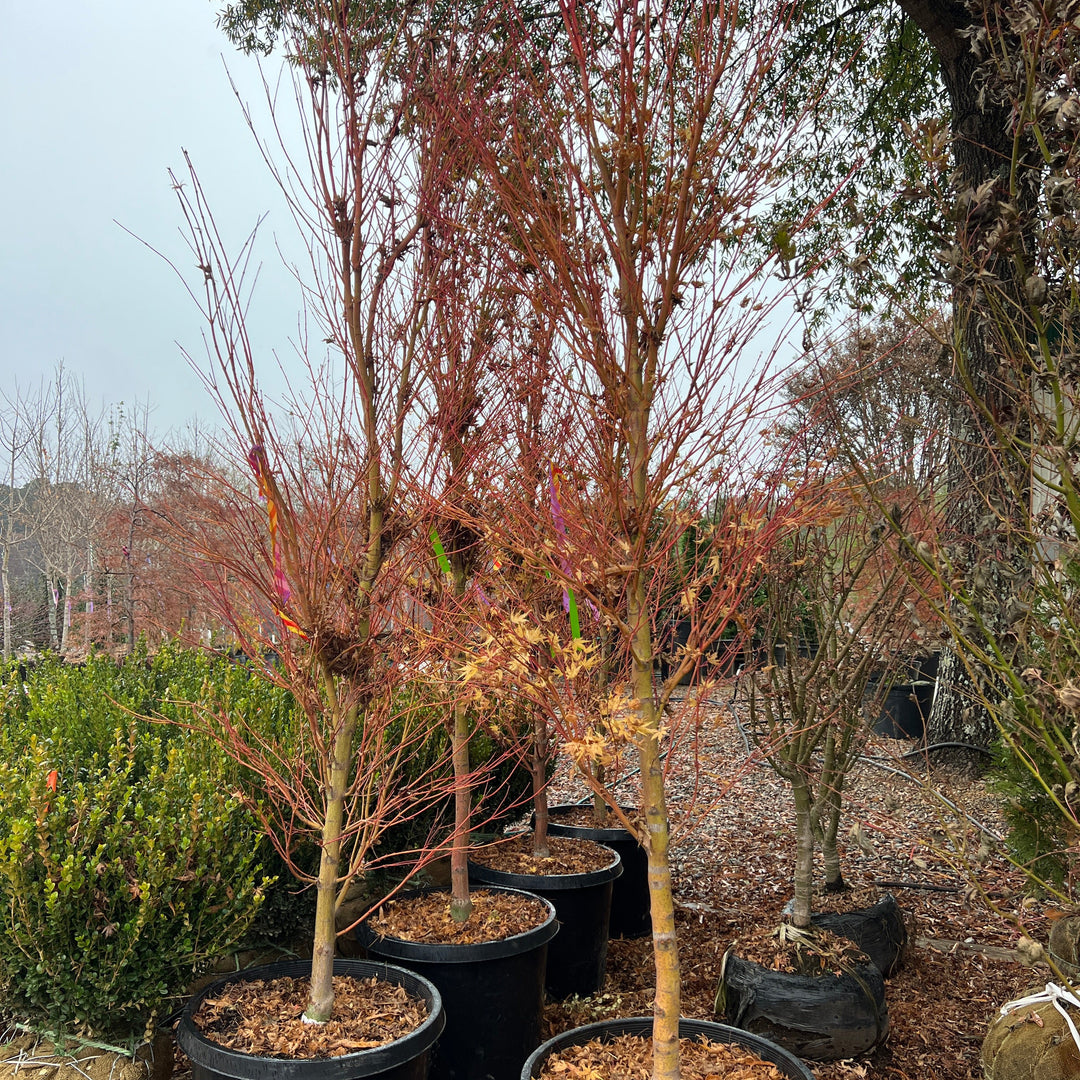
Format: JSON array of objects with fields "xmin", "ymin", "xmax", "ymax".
[
  {"xmin": 0, "ymin": 382, "xmax": 54, "ymax": 660},
  {"xmin": 782, "ymin": 312, "xmax": 952, "ymax": 491}
]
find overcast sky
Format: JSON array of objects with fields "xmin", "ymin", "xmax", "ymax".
[{"xmin": 1, "ymin": 1, "xmax": 303, "ymax": 441}]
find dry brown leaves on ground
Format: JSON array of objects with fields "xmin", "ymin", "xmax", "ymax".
[
  {"xmin": 548, "ymin": 805, "xmax": 644, "ymax": 831},
  {"xmin": 191, "ymin": 975, "xmax": 426, "ymax": 1058},
  {"xmin": 367, "ymin": 888, "xmax": 550, "ymax": 944},
  {"xmin": 171, "ymin": 687, "xmax": 1058, "ymax": 1080},
  {"xmin": 540, "ymin": 688, "xmax": 1055, "ymax": 1080},
  {"xmin": 472, "ymin": 835, "xmax": 619, "ymax": 876},
  {"xmin": 539, "ymin": 1034, "xmax": 785, "ymax": 1080}
]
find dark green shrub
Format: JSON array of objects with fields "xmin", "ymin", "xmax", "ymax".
[
  {"xmin": 372, "ymin": 685, "xmax": 534, "ymax": 861},
  {"xmin": 0, "ymin": 645, "xmax": 299, "ymax": 1037},
  {"xmin": 0, "ymin": 727, "xmax": 269, "ymax": 1041}
]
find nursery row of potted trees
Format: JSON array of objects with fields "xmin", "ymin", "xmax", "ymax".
[{"xmin": 156, "ymin": 2, "xmax": 930, "ymax": 1080}]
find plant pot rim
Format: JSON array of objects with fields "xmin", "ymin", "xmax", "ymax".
[
  {"xmin": 544, "ymin": 804, "xmax": 639, "ymax": 843},
  {"xmin": 355, "ymin": 885, "xmax": 559, "ymax": 963},
  {"xmin": 521, "ymin": 1016, "xmax": 814, "ymax": 1080},
  {"xmin": 176, "ymin": 958, "xmax": 445, "ymax": 1080},
  {"xmin": 469, "ymin": 842, "xmax": 623, "ymax": 891}
]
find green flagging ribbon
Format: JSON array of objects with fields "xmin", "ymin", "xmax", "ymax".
[
  {"xmin": 431, "ymin": 528, "xmax": 452, "ymax": 575},
  {"xmin": 544, "ymin": 568, "xmax": 581, "ymax": 640}
]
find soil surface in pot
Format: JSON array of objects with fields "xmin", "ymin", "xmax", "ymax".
[
  {"xmin": 190, "ymin": 974, "xmax": 426, "ymax": 1057},
  {"xmin": 367, "ymin": 888, "xmax": 549, "ymax": 944},
  {"xmin": 538, "ymin": 1033, "xmax": 787, "ymax": 1080},
  {"xmin": 735, "ymin": 927, "xmax": 869, "ymax": 974},
  {"xmin": 470, "ymin": 834, "xmax": 616, "ymax": 875},
  {"xmin": 547, "ymin": 805, "xmax": 644, "ymax": 831},
  {"xmin": 811, "ymin": 884, "xmax": 890, "ymax": 914}
]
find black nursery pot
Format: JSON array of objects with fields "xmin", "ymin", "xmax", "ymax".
[
  {"xmin": 543, "ymin": 805, "xmax": 650, "ymax": 939},
  {"xmin": 356, "ymin": 887, "xmax": 557, "ymax": 1080},
  {"xmin": 719, "ymin": 949, "xmax": 889, "ymax": 1061},
  {"xmin": 870, "ymin": 681, "xmax": 934, "ymax": 739},
  {"xmin": 521, "ymin": 1017, "xmax": 814, "ymax": 1080},
  {"xmin": 176, "ymin": 958, "xmax": 445, "ymax": 1080},
  {"xmin": 469, "ymin": 843, "xmax": 622, "ymax": 1000}
]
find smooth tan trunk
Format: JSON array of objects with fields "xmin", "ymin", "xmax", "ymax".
[{"xmin": 306, "ymin": 705, "xmax": 357, "ymax": 1021}]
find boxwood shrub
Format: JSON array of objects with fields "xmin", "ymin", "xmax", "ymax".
[
  {"xmin": 0, "ymin": 643, "xmax": 535, "ymax": 1044},
  {"xmin": 0, "ymin": 646, "xmax": 275, "ymax": 1042}
]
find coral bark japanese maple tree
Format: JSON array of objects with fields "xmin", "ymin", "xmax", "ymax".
[
  {"xmin": 434, "ymin": 2, "xmax": 850, "ymax": 1075},
  {"xmin": 166, "ymin": 0, "xmax": 506, "ymax": 1024}
]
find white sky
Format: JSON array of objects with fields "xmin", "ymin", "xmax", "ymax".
[{"xmin": 1, "ymin": 1, "xmax": 301, "ymax": 441}]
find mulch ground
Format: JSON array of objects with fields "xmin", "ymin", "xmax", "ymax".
[
  {"xmin": 171, "ymin": 685, "xmax": 1056, "ymax": 1080},
  {"xmin": 540, "ymin": 687, "xmax": 1050, "ymax": 1080}
]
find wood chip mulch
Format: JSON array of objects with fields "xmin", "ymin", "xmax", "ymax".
[
  {"xmin": 537, "ymin": 687, "xmax": 1051, "ymax": 1080},
  {"xmin": 471, "ymin": 834, "xmax": 618, "ymax": 875},
  {"xmin": 548, "ymin": 805, "xmax": 644, "ymax": 831},
  {"xmin": 539, "ymin": 1033, "xmax": 787, "ymax": 1080},
  {"xmin": 190, "ymin": 974, "xmax": 426, "ymax": 1058},
  {"xmin": 366, "ymin": 888, "xmax": 550, "ymax": 944}
]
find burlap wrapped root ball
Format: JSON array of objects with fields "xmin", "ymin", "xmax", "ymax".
[{"xmin": 982, "ymin": 997, "xmax": 1080, "ymax": 1080}]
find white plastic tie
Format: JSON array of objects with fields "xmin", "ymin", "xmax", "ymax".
[{"xmin": 1000, "ymin": 982, "xmax": 1080, "ymax": 1053}]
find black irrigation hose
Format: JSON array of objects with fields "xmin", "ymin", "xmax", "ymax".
[
  {"xmin": 873, "ymin": 878, "xmax": 960, "ymax": 893},
  {"xmin": 899, "ymin": 741, "xmax": 993, "ymax": 759}
]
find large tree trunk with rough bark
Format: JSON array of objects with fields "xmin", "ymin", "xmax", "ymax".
[{"xmin": 898, "ymin": 0, "xmax": 1036, "ymax": 748}]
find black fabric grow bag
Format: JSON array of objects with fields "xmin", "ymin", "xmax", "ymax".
[
  {"xmin": 720, "ymin": 950, "xmax": 889, "ymax": 1061},
  {"xmin": 811, "ymin": 893, "xmax": 908, "ymax": 977}
]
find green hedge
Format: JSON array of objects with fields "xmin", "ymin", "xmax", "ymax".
[
  {"xmin": 0, "ymin": 645, "xmax": 280, "ymax": 1041},
  {"xmin": 0, "ymin": 730, "xmax": 267, "ymax": 1041}
]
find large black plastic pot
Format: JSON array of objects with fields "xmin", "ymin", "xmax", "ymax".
[
  {"xmin": 543, "ymin": 805, "xmax": 650, "ymax": 939},
  {"xmin": 356, "ymin": 887, "xmax": 557, "ymax": 1080},
  {"xmin": 521, "ymin": 1017, "xmax": 814, "ymax": 1080},
  {"xmin": 469, "ymin": 843, "xmax": 622, "ymax": 1000},
  {"xmin": 657, "ymin": 619, "xmax": 746, "ymax": 684},
  {"xmin": 177, "ymin": 959, "xmax": 445, "ymax": 1080},
  {"xmin": 719, "ymin": 950, "xmax": 889, "ymax": 1060},
  {"xmin": 870, "ymin": 681, "xmax": 934, "ymax": 739}
]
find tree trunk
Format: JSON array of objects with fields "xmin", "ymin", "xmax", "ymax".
[
  {"xmin": 531, "ymin": 703, "xmax": 550, "ymax": 858},
  {"xmin": 48, "ymin": 580, "xmax": 59, "ymax": 650},
  {"xmin": 307, "ymin": 684, "xmax": 358, "ymax": 1023},
  {"xmin": 790, "ymin": 774, "xmax": 815, "ymax": 929},
  {"xmin": 60, "ymin": 564, "xmax": 74, "ymax": 655},
  {"xmin": 927, "ymin": 645, "xmax": 996, "ymax": 746},
  {"xmin": 1, "ymin": 545, "xmax": 11, "ymax": 661},
  {"xmin": 899, "ymin": 0, "xmax": 1037, "ymax": 748},
  {"xmin": 448, "ymin": 697, "xmax": 473, "ymax": 922}
]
